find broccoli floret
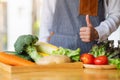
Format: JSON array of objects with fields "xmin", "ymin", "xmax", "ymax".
[{"xmin": 14, "ymin": 34, "xmax": 42, "ymax": 62}]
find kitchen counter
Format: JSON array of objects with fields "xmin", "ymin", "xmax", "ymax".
[{"xmin": 0, "ymin": 68, "xmax": 120, "ymax": 80}]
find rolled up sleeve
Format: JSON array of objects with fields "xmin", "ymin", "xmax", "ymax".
[
  {"xmin": 95, "ymin": 0, "xmax": 120, "ymax": 41},
  {"xmin": 39, "ymin": 0, "xmax": 56, "ymax": 42}
]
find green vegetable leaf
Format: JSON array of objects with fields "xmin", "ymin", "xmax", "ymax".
[
  {"xmin": 52, "ymin": 47, "xmax": 80, "ymax": 62},
  {"xmin": 109, "ymin": 59, "xmax": 120, "ymax": 69}
]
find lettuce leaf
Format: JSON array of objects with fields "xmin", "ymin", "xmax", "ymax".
[
  {"xmin": 52, "ymin": 47, "xmax": 80, "ymax": 62},
  {"xmin": 109, "ymin": 59, "xmax": 120, "ymax": 69}
]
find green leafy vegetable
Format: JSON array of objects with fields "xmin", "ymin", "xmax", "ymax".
[
  {"xmin": 90, "ymin": 40, "xmax": 120, "ymax": 69},
  {"xmin": 109, "ymin": 59, "xmax": 120, "ymax": 69},
  {"xmin": 14, "ymin": 34, "xmax": 42, "ymax": 63},
  {"xmin": 90, "ymin": 44, "xmax": 106, "ymax": 57},
  {"xmin": 90, "ymin": 41, "xmax": 120, "ymax": 59},
  {"xmin": 52, "ymin": 47, "xmax": 80, "ymax": 62}
]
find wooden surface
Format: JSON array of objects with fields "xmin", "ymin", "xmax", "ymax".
[
  {"xmin": 83, "ymin": 64, "xmax": 116, "ymax": 69},
  {"xmin": 0, "ymin": 62, "xmax": 83, "ymax": 73},
  {"xmin": 0, "ymin": 62, "xmax": 120, "ymax": 80},
  {"xmin": 0, "ymin": 68, "xmax": 120, "ymax": 80}
]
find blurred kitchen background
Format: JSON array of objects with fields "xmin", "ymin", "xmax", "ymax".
[
  {"xmin": 0, "ymin": 0, "xmax": 42, "ymax": 51},
  {"xmin": 0, "ymin": 0, "xmax": 120, "ymax": 51}
]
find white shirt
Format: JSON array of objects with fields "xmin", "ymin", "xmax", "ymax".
[{"xmin": 39, "ymin": 0, "xmax": 120, "ymax": 42}]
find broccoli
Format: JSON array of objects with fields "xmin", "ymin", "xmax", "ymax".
[{"xmin": 14, "ymin": 34, "xmax": 42, "ymax": 62}]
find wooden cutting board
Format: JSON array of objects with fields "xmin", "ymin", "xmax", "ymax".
[
  {"xmin": 0, "ymin": 62, "xmax": 83, "ymax": 73},
  {"xmin": 83, "ymin": 64, "xmax": 116, "ymax": 69}
]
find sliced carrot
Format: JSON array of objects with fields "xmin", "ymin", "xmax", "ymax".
[{"xmin": 0, "ymin": 52, "xmax": 37, "ymax": 66}]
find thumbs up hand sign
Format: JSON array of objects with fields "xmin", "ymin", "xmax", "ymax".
[{"xmin": 79, "ymin": 15, "xmax": 99, "ymax": 42}]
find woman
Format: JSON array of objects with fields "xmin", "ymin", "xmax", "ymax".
[{"xmin": 39, "ymin": 0, "xmax": 120, "ymax": 54}]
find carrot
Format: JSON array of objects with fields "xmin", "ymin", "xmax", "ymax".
[{"xmin": 0, "ymin": 52, "xmax": 37, "ymax": 66}]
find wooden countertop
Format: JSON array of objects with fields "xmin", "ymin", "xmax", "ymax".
[{"xmin": 0, "ymin": 68, "xmax": 120, "ymax": 80}]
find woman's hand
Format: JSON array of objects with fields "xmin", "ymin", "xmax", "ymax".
[{"xmin": 79, "ymin": 15, "xmax": 99, "ymax": 42}]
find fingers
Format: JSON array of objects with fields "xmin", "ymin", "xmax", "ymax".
[
  {"xmin": 80, "ymin": 27, "xmax": 87, "ymax": 32},
  {"xmin": 79, "ymin": 15, "xmax": 96, "ymax": 42},
  {"xmin": 80, "ymin": 28, "xmax": 91, "ymax": 42},
  {"xmin": 81, "ymin": 38, "xmax": 91, "ymax": 42},
  {"xmin": 86, "ymin": 15, "xmax": 92, "ymax": 27},
  {"xmin": 80, "ymin": 27, "xmax": 91, "ymax": 35}
]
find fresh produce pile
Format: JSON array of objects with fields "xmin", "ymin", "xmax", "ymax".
[
  {"xmin": 80, "ymin": 40, "xmax": 120, "ymax": 69},
  {"xmin": 0, "ymin": 34, "xmax": 80, "ymax": 66},
  {"xmin": 0, "ymin": 34, "xmax": 120, "ymax": 69}
]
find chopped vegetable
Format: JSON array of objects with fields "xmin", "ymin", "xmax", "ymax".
[{"xmin": 0, "ymin": 52, "xmax": 36, "ymax": 66}]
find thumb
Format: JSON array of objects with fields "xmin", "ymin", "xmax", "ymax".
[{"xmin": 86, "ymin": 15, "xmax": 92, "ymax": 27}]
